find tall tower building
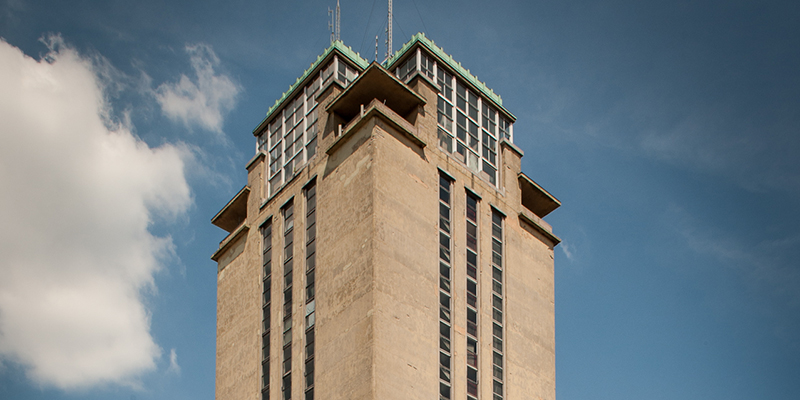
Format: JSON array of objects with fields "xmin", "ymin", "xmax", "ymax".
[{"xmin": 211, "ymin": 34, "xmax": 561, "ymax": 400}]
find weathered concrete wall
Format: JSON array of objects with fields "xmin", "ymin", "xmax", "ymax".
[
  {"xmin": 371, "ymin": 119, "xmax": 439, "ymax": 400},
  {"xmin": 216, "ymin": 227, "xmax": 261, "ymax": 400},
  {"xmin": 316, "ymin": 117, "xmax": 378, "ymax": 400},
  {"xmin": 215, "ymin": 60, "xmax": 557, "ymax": 400}
]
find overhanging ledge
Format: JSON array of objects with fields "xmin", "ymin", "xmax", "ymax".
[
  {"xmin": 519, "ymin": 173, "xmax": 560, "ymax": 218},
  {"xmin": 326, "ymin": 62, "xmax": 426, "ymax": 122},
  {"xmin": 211, "ymin": 186, "xmax": 250, "ymax": 233}
]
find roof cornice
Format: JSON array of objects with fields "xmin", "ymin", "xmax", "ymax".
[
  {"xmin": 385, "ymin": 32, "xmax": 516, "ymax": 121},
  {"xmin": 252, "ymin": 41, "xmax": 370, "ymax": 136}
]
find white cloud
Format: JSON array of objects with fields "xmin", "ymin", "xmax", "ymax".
[
  {"xmin": 155, "ymin": 44, "xmax": 240, "ymax": 134},
  {"xmin": 166, "ymin": 348, "xmax": 180, "ymax": 375},
  {"xmin": 560, "ymin": 242, "xmax": 575, "ymax": 261},
  {"xmin": 0, "ymin": 36, "xmax": 191, "ymax": 390}
]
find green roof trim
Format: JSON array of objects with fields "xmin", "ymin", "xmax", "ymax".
[
  {"xmin": 384, "ymin": 32, "xmax": 515, "ymax": 121},
  {"xmin": 253, "ymin": 41, "xmax": 370, "ymax": 135}
]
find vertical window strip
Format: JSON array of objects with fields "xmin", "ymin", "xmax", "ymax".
[
  {"xmin": 420, "ymin": 51, "xmax": 434, "ymax": 79},
  {"xmin": 465, "ymin": 194, "xmax": 480, "ymax": 400},
  {"xmin": 490, "ymin": 211, "xmax": 504, "ymax": 400},
  {"xmin": 269, "ymin": 55, "xmax": 366, "ymax": 198},
  {"xmin": 262, "ymin": 221, "xmax": 273, "ymax": 400},
  {"xmin": 438, "ymin": 174, "xmax": 453, "ymax": 400},
  {"xmin": 304, "ymin": 182, "xmax": 317, "ymax": 400},
  {"xmin": 282, "ymin": 203, "xmax": 295, "ymax": 400}
]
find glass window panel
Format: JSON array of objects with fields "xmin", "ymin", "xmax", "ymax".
[
  {"xmin": 440, "ymin": 292, "xmax": 450, "ymax": 309},
  {"xmin": 468, "ymin": 151, "xmax": 479, "ymax": 171},
  {"xmin": 440, "ymin": 364, "xmax": 451, "ymax": 382},
  {"xmin": 270, "ymin": 174, "xmax": 282, "ymax": 195},
  {"xmin": 467, "ymin": 291, "xmax": 477, "ymax": 308},
  {"xmin": 492, "ymin": 222, "xmax": 502, "ymax": 239},
  {"xmin": 467, "ymin": 366, "xmax": 478, "ymax": 382},
  {"xmin": 467, "ymin": 380, "xmax": 478, "ymax": 396},
  {"xmin": 305, "ymin": 338, "xmax": 315, "ymax": 360},
  {"xmin": 493, "ymin": 323, "xmax": 503, "ymax": 339},
  {"xmin": 456, "ymin": 142, "xmax": 466, "ymax": 163},
  {"xmin": 439, "ymin": 232, "xmax": 450, "ymax": 250},
  {"xmin": 305, "ymin": 358, "xmax": 314, "ymax": 381},
  {"xmin": 439, "ymin": 351, "xmax": 450, "ymax": 368},
  {"xmin": 439, "ymin": 244, "xmax": 450, "ymax": 263},
  {"xmin": 305, "ymin": 300, "xmax": 315, "ymax": 316},
  {"xmin": 306, "ymin": 269, "xmax": 315, "ymax": 288},
  {"xmin": 439, "ymin": 178, "xmax": 451, "ymax": 203},
  {"xmin": 284, "ymin": 272, "xmax": 293, "ymax": 289},
  {"xmin": 467, "ymin": 308, "xmax": 477, "ymax": 323},
  {"xmin": 469, "ymin": 120, "xmax": 479, "ymax": 139},
  {"xmin": 440, "ymin": 262, "xmax": 450, "ymax": 280},
  {"xmin": 440, "ymin": 333, "xmax": 450, "ymax": 353},
  {"xmin": 440, "ymin": 275, "xmax": 450, "ymax": 292},
  {"xmin": 306, "ymin": 253, "xmax": 316, "ymax": 273},
  {"xmin": 493, "ymin": 308, "xmax": 503, "ymax": 323},
  {"xmin": 283, "ymin": 375, "xmax": 291, "ymax": 399},
  {"xmin": 493, "ymin": 266, "xmax": 502, "ymax": 282},
  {"xmin": 440, "ymin": 321, "xmax": 450, "ymax": 339},
  {"xmin": 440, "ymin": 382, "xmax": 451, "ymax": 400},
  {"xmin": 493, "ymin": 380, "xmax": 503, "ymax": 395},
  {"xmin": 284, "ymin": 288, "xmax": 292, "ymax": 306},
  {"xmin": 306, "ymin": 239, "xmax": 316, "ymax": 258},
  {"xmin": 305, "ymin": 312, "xmax": 315, "ymax": 328},
  {"xmin": 438, "ymin": 69, "xmax": 453, "ymax": 100},
  {"xmin": 439, "ymin": 305, "xmax": 450, "ymax": 323},
  {"xmin": 493, "ymin": 351, "xmax": 503, "ymax": 365}
]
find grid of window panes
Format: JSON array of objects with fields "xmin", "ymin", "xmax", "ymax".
[
  {"xmin": 397, "ymin": 52, "xmax": 417, "ymax": 81},
  {"xmin": 438, "ymin": 174, "xmax": 453, "ymax": 400},
  {"xmin": 465, "ymin": 194, "xmax": 480, "ymax": 400},
  {"xmin": 490, "ymin": 211, "xmax": 504, "ymax": 400},
  {"xmin": 282, "ymin": 203, "xmax": 295, "ymax": 400},
  {"xmin": 394, "ymin": 48, "xmax": 512, "ymax": 187},
  {"xmin": 261, "ymin": 221, "xmax": 273, "ymax": 400},
  {"xmin": 304, "ymin": 181, "xmax": 317, "ymax": 400},
  {"xmin": 260, "ymin": 56, "xmax": 359, "ymax": 197}
]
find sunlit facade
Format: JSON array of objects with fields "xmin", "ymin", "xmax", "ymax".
[{"xmin": 212, "ymin": 33, "xmax": 560, "ymax": 400}]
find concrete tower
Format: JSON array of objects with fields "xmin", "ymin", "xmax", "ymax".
[{"xmin": 211, "ymin": 34, "xmax": 561, "ymax": 400}]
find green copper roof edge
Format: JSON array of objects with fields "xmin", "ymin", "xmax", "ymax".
[
  {"xmin": 253, "ymin": 41, "xmax": 370, "ymax": 134},
  {"xmin": 384, "ymin": 33, "xmax": 515, "ymax": 121}
]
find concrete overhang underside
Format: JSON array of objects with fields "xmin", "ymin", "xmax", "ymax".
[
  {"xmin": 327, "ymin": 62, "xmax": 426, "ymax": 122},
  {"xmin": 211, "ymin": 186, "xmax": 249, "ymax": 233},
  {"xmin": 519, "ymin": 173, "xmax": 560, "ymax": 218}
]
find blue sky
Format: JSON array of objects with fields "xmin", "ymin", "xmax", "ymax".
[{"xmin": 1, "ymin": 0, "xmax": 799, "ymax": 399}]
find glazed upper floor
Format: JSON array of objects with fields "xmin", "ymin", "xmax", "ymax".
[{"xmin": 251, "ymin": 34, "xmax": 520, "ymax": 198}]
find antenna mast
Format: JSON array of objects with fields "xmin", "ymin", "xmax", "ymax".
[
  {"xmin": 328, "ymin": 7, "xmax": 334, "ymax": 43},
  {"xmin": 385, "ymin": 0, "xmax": 393, "ymax": 61},
  {"xmin": 336, "ymin": 0, "xmax": 341, "ymax": 41}
]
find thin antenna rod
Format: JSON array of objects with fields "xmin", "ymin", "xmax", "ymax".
[
  {"xmin": 375, "ymin": 35, "xmax": 379, "ymax": 61},
  {"xmin": 386, "ymin": 0, "xmax": 393, "ymax": 60},
  {"xmin": 328, "ymin": 7, "xmax": 334, "ymax": 43},
  {"xmin": 336, "ymin": 0, "xmax": 341, "ymax": 42}
]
